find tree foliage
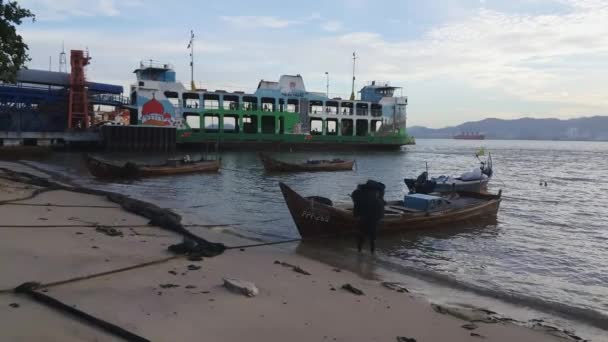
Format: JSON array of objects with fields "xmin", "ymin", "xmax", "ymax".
[{"xmin": 0, "ymin": 1, "xmax": 35, "ymax": 83}]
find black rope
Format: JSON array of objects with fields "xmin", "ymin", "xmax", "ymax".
[
  {"xmin": 226, "ymin": 237, "xmax": 302, "ymax": 250},
  {"xmin": 2, "ymin": 202, "xmax": 119, "ymax": 208},
  {"xmin": 14, "ymin": 282, "xmax": 151, "ymax": 342}
]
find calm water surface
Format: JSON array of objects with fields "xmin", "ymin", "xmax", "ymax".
[{"xmin": 37, "ymin": 139, "xmax": 608, "ymax": 338}]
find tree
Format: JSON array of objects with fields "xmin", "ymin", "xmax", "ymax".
[{"xmin": 0, "ymin": 1, "xmax": 35, "ymax": 83}]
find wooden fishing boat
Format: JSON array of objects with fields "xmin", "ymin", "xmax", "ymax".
[
  {"xmin": 259, "ymin": 153, "xmax": 354, "ymax": 172},
  {"xmin": 85, "ymin": 155, "xmax": 220, "ymax": 179},
  {"xmin": 279, "ymin": 182, "xmax": 501, "ymax": 239}
]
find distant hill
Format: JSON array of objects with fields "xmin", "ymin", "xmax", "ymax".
[{"xmin": 408, "ymin": 116, "xmax": 608, "ymax": 141}]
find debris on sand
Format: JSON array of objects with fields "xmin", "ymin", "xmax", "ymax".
[
  {"xmin": 9, "ymin": 303, "xmax": 20, "ymax": 308},
  {"xmin": 461, "ymin": 323, "xmax": 479, "ymax": 330},
  {"xmin": 185, "ymin": 285, "xmax": 197, "ymax": 289},
  {"xmin": 396, "ymin": 337, "xmax": 417, "ymax": 342},
  {"xmin": 95, "ymin": 225, "xmax": 123, "ymax": 237},
  {"xmin": 159, "ymin": 284, "xmax": 180, "ymax": 289},
  {"xmin": 430, "ymin": 304, "xmax": 499, "ymax": 323},
  {"xmin": 382, "ymin": 281, "xmax": 410, "ymax": 293},
  {"xmin": 273, "ymin": 260, "xmax": 311, "ymax": 275},
  {"xmin": 530, "ymin": 322, "xmax": 585, "ymax": 341},
  {"xmin": 168, "ymin": 270, "xmax": 177, "ymax": 275},
  {"xmin": 341, "ymin": 283, "xmax": 364, "ymax": 296},
  {"xmin": 223, "ymin": 278, "xmax": 259, "ymax": 297},
  {"xmin": 470, "ymin": 332, "xmax": 485, "ymax": 338},
  {"xmin": 187, "ymin": 265, "xmax": 201, "ymax": 271}
]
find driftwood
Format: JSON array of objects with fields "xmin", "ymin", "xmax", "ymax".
[{"xmin": 341, "ymin": 283, "xmax": 364, "ymax": 296}]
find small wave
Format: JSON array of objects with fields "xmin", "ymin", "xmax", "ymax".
[{"xmin": 375, "ymin": 256, "xmax": 608, "ymax": 331}]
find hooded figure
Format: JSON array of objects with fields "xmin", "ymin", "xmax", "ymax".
[{"xmin": 351, "ymin": 180, "xmax": 385, "ymax": 253}]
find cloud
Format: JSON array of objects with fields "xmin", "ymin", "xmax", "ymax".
[
  {"xmin": 17, "ymin": 0, "xmax": 608, "ymax": 127},
  {"xmin": 17, "ymin": 0, "xmax": 141, "ymax": 20},
  {"xmin": 321, "ymin": 20, "xmax": 343, "ymax": 32},
  {"xmin": 220, "ymin": 16, "xmax": 294, "ymax": 29}
]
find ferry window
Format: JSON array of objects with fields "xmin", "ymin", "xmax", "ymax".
[
  {"xmin": 341, "ymin": 119, "xmax": 353, "ymax": 136},
  {"xmin": 203, "ymin": 94, "xmax": 220, "ymax": 109},
  {"xmin": 164, "ymin": 91, "xmax": 180, "ymax": 107},
  {"xmin": 310, "ymin": 100, "xmax": 323, "ymax": 115},
  {"xmin": 243, "ymin": 96, "xmax": 258, "ymax": 111},
  {"xmin": 371, "ymin": 120, "xmax": 382, "ymax": 133},
  {"xmin": 287, "ymin": 99, "xmax": 299, "ymax": 113},
  {"xmin": 223, "ymin": 115, "xmax": 238, "ymax": 133},
  {"xmin": 243, "ymin": 115, "xmax": 257, "ymax": 133},
  {"xmin": 278, "ymin": 116, "xmax": 285, "ymax": 134},
  {"xmin": 371, "ymin": 104, "xmax": 382, "ymax": 117},
  {"xmin": 261, "ymin": 98, "xmax": 275, "ymax": 112},
  {"xmin": 326, "ymin": 101, "xmax": 339, "ymax": 115},
  {"xmin": 183, "ymin": 113, "xmax": 200, "ymax": 132},
  {"xmin": 183, "ymin": 93, "xmax": 200, "ymax": 109},
  {"xmin": 203, "ymin": 115, "xmax": 220, "ymax": 132},
  {"xmin": 223, "ymin": 95, "xmax": 240, "ymax": 110},
  {"xmin": 261, "ymin": 116, "xmax": 275, "ymax": 134},
  {"xmin": 326, "ymin": 119, "xmax": 338, "ymax": 136},
  {"xmin": 341, "ymin": 102, "xmax": 353, "ymax": 115},
  {"xmin": 356, "ymin": 119, "xmax": 368, "ymax": 136},
  {"xmin": 310, "ymin": 118, "xmax": 323, "ymax": 135},
  {"xmin": 356, "ymin": 103, "xmax": 369, "ymax": 116},
  {"xmin": 130, "ymin": 91, "xmax": 137, "ymax": 105}
]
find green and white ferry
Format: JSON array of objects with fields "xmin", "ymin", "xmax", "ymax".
[{"xmin": 130, "ymin": 61, "xmax": 412, "ymax": 150}]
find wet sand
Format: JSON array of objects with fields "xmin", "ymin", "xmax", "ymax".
[{"xmin": 0, "ymin": 161, "xmax": 566, "ymax": 341}]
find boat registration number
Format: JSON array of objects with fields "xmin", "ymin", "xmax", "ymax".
[{"xmin": 301, "ymin": 209, "xmax": 330, "ymax": 223}]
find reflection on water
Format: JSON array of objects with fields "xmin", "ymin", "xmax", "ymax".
[{"xmin": 33, "ymin": 139, "xmax": 608, "ymax": 335}]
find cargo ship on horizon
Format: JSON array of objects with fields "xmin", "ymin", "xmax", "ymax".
[{"xmin": 453, "ymin": 132, "xmax": 485, "ymax": 140}]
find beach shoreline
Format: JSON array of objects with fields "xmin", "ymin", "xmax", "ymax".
[{"xmin": 0, "ymin": 161, "xmax": 583, "ymax": 341}]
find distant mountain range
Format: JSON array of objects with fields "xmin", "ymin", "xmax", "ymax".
[{"xmin": 408, "ymin": 116, "xmax": 608, "ymax": 141}]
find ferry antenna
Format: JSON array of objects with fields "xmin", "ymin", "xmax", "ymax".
[
  {"xmin": 188, "ymin": 30, "xmax": 195, "ymax": 90},
  {"xmin": 350, "ymin": 52, "xmax": 358, "ymax": 101}
]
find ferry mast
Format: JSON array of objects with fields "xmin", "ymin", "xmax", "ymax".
[
  {"xmin": 188, "ymin": 30, "xmax": 195, "ymax": 90},
  {"xmin": 350, "ymin": 52, "xmax": 358, "ymax": 101}
]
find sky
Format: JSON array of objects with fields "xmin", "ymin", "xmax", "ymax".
[{"xmin": 14, "ymin": 0, "xmax": 608, "ymax": 128}]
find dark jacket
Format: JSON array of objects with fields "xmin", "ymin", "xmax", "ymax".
[{"xmin": 352, "ymin": 184, "xmax": 385, "ymax": 223}]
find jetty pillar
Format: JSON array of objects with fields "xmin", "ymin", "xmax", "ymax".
[{"xmin": 101, "ymin": 126, "xmax": 176, "ymax": 152}]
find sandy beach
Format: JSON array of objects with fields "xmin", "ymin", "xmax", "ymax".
[{"xmin": 0, "ymin": 161, "xmax": 572, "ymax": 342}]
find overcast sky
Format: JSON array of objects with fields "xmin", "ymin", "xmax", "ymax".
[{"xmin": 16, "ymin": 0, "xmax": 608, "ymax": 128}]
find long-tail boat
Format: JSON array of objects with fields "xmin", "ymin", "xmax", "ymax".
[
  {"xmin": 259, "ymin": 153, "xmax": 354, "ymax": 172},
  {"xmin": 85, "ymin": 155, "xmax": 220, "ymax": 179},
  {"xmin": 279, "ymin": 182, "xmax": 501, "ymax": 239}
]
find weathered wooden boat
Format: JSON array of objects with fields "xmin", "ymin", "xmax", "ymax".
[
  {"xmin": 405, "ymin": 153, "xmax": 493, "ymax": 194},
  {"xmin": 279, "ymin": 182, "xmax": 501, "ymax": 239},
  {"xmin": 259, "ymin": 153, "xmax": 354, "ymax": 172},
  {"xmin": 85, "ymin": 155, "xmax": 220, "ymax": 179}
]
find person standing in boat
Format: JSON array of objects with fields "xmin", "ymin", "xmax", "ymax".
[{"xmin": 352, "ymin": 180, "xmax": 385, "ymax": 254}]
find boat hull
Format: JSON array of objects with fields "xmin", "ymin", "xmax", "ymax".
[
  {"xmin": 85, "ymin": 155, "xmax": 220, "ymax": 179},
  {"xmin": 260, "ymin": 154, "xmax": 354, "ymax": 172},
  {"xmin": 433, "ymin": 178, "xmax": 489, "ymax": 193},
  {"xmin": 279, "ymin": 182, "xmax": 501, "ymax": 239}
]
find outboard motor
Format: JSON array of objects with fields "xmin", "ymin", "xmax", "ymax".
[{"xmin": 404, "ymin": 171, "xmax": 436, "ymax": 194}]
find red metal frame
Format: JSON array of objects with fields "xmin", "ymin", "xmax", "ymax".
[{"xmin": 68, "ymin": 50, "xmax": 91, "ymax": 129}]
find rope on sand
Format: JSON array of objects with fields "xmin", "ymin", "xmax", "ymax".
[
  {"xmin": 226, "ymin": 238, "xmax": 302, "ymax": 250},
  {"xmin": 14, "ymin": 282, "xmax": 151, "ymax": 342},
  {"xmin": 0, "ymin": 256, "xmax": 181, "ymax": 294}
]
